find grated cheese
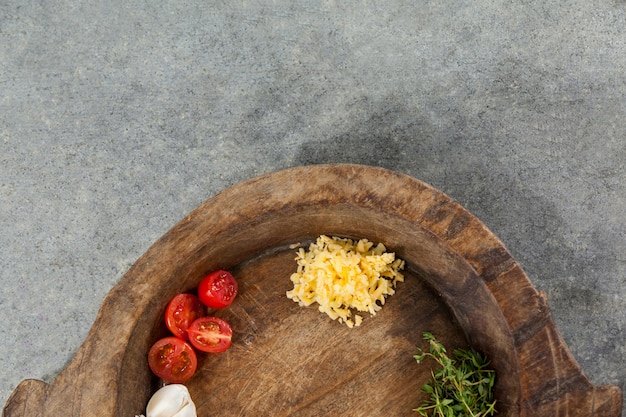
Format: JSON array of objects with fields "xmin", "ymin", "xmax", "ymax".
[{"xmin": 286, "ymin": 235, "xmax": 405, "ymax": 328}]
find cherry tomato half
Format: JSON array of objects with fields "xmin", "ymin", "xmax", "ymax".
[
  {"xmin": 148, "ymin": 337, "xmax": 198, "ymax": 383},
  {"xmin": 187, "ymin": 316, "xmax": 233, "ymax": 353},
  {"xmin": 197, "ymin": 270, "xmax": 238, "ymax": 309},
  {"xmin": 165, "ymin": 293, "xmax": 206, "ymax": 341}
]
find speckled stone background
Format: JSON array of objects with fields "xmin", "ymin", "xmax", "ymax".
[{"xmin": 1, "ymin": 0, "xmax": 625, "ymax": 413}]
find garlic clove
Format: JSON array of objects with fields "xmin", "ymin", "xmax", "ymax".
[{"xmin": 146, "ymin": 384, "xmax": 197, "ymax": 417}]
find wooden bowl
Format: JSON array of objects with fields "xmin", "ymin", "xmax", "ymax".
[{"xmin": 3, "ymin": 164, "xmax": 622, "ymax": 417}]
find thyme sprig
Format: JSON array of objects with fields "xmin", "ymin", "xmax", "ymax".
[{"xmin": 413, "ymin": 332, "xmax": 497, "ymax": 417}]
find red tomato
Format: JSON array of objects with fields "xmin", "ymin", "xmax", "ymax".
[
  {"xmin": 198, "ymin": 270, "xmax": 239, "ymax": 309},
  {"xmin": 165, "ymin": 293, "xmax": 206, "ymax": 340},
  {"xmin": 148, "ymin": 337, "xmax": 198, "ymax": 383},
  {"xmin": 187, "ymin": 316, "xmax": 233, "ymax": 353}
]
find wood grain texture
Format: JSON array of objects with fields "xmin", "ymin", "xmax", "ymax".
[{"xmin": 3, "ymin": 164, "xmax": 622, "ymax": 417}]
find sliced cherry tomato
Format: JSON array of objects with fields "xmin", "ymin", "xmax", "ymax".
[
  {"xmin": 148, "ymin": 337, "xmax": 198, "ymax": 383},
  {"xmin": 187, "ymin": 316, "xmax": 233, "ymax": 353},
  {"xmin": 197, "ymin": 270, "xmax": 239, "ymax": 309},
  {"xmin": 165, "ymin": 293, "xmax": 206, "ymax": 340}
]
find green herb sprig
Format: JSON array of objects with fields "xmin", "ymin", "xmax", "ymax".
[{"xmin": 413, "ymin": 332, "xmax": 497, "ymax": 417}]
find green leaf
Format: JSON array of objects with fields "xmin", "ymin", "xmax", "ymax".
[{"xmin": 412, "ymin": 333, "xmax": 497, "ymax": 416}]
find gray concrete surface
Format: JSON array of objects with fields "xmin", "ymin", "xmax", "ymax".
[{"xmin": 1, "ymin": 0, "xmax": 625, "ymax": 414}]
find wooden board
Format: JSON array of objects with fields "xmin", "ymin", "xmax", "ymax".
[
  {"xmin": 3, "ymin": 164, "xmax": 622, "ymax": 417},
  {"xmin": 190, "ymin": 249, "xmax": 465, "ymax": 416}
]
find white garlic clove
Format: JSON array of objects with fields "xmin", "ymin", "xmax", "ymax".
[{"xmin": 146, "ymin": 384, "xmax": 197, "ymax": 417}]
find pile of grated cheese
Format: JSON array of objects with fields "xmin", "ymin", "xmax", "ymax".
[{"xmin": 286, "ymin": 235, "xmax": 405, "ymax": 328}]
